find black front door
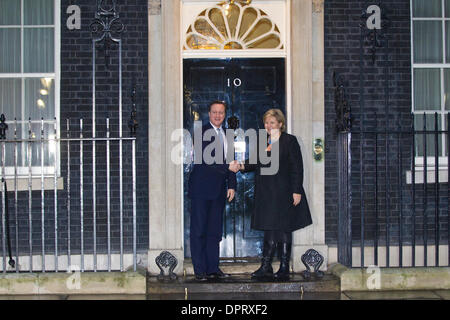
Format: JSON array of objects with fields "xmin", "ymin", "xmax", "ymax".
[{"xmin": 183, "ymin": 58, "xmax": 286, "ymax": 258}]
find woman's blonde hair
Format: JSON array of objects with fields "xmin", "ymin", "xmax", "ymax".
[{"xmin": 263, "ymin": 108, "xmax": 286, "ymax": 132}]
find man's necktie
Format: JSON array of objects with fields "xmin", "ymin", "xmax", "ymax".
[{"xmin": 216, "ymin": 128, "xmax": 226, "ymax": 161}]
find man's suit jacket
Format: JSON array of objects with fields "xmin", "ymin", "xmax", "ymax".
[{"xmin": 188, "ymin": 122, "xmax": 237, "ymax": 200}]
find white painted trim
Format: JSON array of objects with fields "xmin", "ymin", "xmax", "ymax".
[
  {"xmin": 55, "ymin": 0, "xmax": 61, "ymax": 177},
  {"xmin": 286, "ymin": 0, "xmax": 292, "ymax": 133},
  {"xmin": 412, "ymin": 17, "xmax": 450, "ymax": 20},
  {"xmin": 182, "ymin": 50, "xmax": 287, "ymax": 58},
  {"xmin": 0, "ymin": 73, "xmax": 57, "ymax": 78},
  {"xmin": 413, "ymin": 64, "xmax": 450, "ymax": 68},
  {"xmin": 179, "ymin": 1, "xmax": 185, "ymax": 253}
]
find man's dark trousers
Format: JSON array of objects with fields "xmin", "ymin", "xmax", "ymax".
[
  {"xmin": 190, "ymin": 196, "xmax": 225, "ymax": 275},
  {"xmin": 188, "ymin": 122, "xmax": 236, "ymax": 276}
]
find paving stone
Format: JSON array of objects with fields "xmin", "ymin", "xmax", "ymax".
[
  {"xmin": 66, "ymin": 294, "xmax": 147, "ymax": 300},
  {"xmin": 432, "ymin": 290, "xmax": 450, "ymax": 300},
  {"xmin": 343, "ymin": 290, "xmax": 443, "ymax": 300},
  {"xmin": 0, "ymin": 294, "xmax": 65, "ymax": 300}
]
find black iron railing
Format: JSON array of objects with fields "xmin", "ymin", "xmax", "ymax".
[{"xmin": 338, "ymin": 112, "xmax": 449, "ymax": 268}]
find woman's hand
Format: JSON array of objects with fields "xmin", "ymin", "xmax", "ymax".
[
  {"xmin": 227, "ymin": 189, "xmax": 235, "ymax": 202},
  {"xmin": 229, "ymin": 161, "xmax": 240, "ymax": 173},
  {"xmin": 293, "ymin": 193, "xmax": 301, "ymax": 206}
]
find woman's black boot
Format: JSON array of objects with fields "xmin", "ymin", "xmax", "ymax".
[
  {"xmin": 274, "ymin": 242, "xmax": 291, "ymax": 281},
  {"xmin": 251, "ymin": 241, "xmax": 276, "ymax": 279}
]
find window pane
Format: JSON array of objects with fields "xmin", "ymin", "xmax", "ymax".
[
  {"xmin": 446, "ymin": 22, "xmax": 450, "ymax": 63},
  {"xmin": 413, "ymin": 0, "xmax": 442, "ymax": 17},
  {"xmin": 445, "ymin": 116, "xmax": 449, "ymax": 157},
  {"xmin": 23, "ymin": 28, "xmax": 54, "ymax": 73},
  {"xmin": 27, "ymin": 122, "xmax": 55, "ymax": 167},
  {"xmin": 24, "ymin": 0, "xmax": 54, "ymax": 25},
  {"xmin": 0, "ymin": 0, "xmax": 21, "ymax": 25},
  {"xmin": 414, "ymin": 69, "xmax": 441, "ymax": 110},
  {"xmin": 0, "ymin": 78, "xmax": 21, "ymax": 118},
  {"xmin": 414, "ymin": 21, "xmax": 443, "ymax": 63},
  {"xmin": 0, "ymin": 28, "xmax": 20, "ymax": 72},
  {"xmin": 414, "ymin": 114, "xmax": 443, "ymax": 157},
  {"xmin": 445, "ymin": 69, "xmax": 450, "ymax": 110},
  {"xmin": 24, "ymin": 78, "xmax": 55, "ymax": 120},
  {"xmin": 446, "ymin": 0, "xmax": 450, "ymax": 17},
  {"xmin": 0, "ymin": 78, "xmax": 22, "ymax": 167}
]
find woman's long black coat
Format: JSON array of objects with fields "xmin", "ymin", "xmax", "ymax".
[{"xmin": 243, "ymin": 132, "xmax": 313, "ymax": 232}]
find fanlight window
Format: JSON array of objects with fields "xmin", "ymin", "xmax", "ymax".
[{"xmin": 184, "ymin": 2, "xmax": 283, "ymax": 50}]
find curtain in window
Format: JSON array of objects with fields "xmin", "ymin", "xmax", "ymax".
[
  {"xmin": 0, "ymin": 28, "xmax": 20, "ymax": 73},
  {"xmin": 24, "ymin": 28, "xmax": 54, "ymax": 73},
  {"xmin": 414, "ymin": 69, "xmax": 441, "ymax": 111},
  {"xmin": 0, "ymin": 78, "xmax": 21, "ymax": 118},
  {"xmin": 24, "ymin": 0, "xmax": 54, "ymax": 25},
  {"xmin": 413, "ymin": 21, "xmax": 443, "ymax": 63},
  {"xmin": 0, "ymin": 0, "xmax": 20, "ymax": 25},
  {"xmin": 413, "ymin": 0, "xmax": 442, "ymax": 17}
]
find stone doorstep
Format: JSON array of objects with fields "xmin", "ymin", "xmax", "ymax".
[
  {"xmin": 0, "ymin": 272, "xmax": 146, "ymax": 295},
  {"xmin": 148, "ymin": 259, "xmax": 339, "ymax": 294},
  {"xmin": 182, "ymin": 259, "xmax": 264, "ymax": 276},
  {"xmin": 147, "ymin": 274, "xmax": 340, "ymax": 294},
  {"xmin": 182, "ymin": 259, "xmax": 315, "ymax": 276},
  {"xmin": 330, "ymin": 263, "xmax": 450, "ymax": 292}
]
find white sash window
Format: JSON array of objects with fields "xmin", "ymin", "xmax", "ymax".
[
  {"xmin": 0, "ymin": 0, "xmax": 60, "ymax": 176},
  {"xmin": 411, "ymin": 0, "xmax": 449, "ymax": 166}
]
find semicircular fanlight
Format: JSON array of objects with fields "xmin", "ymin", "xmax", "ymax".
[{"xmin": 184, "ymin": 2, "xmax": 283, "ymax": 50}]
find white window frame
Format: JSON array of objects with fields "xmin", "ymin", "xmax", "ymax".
[
  {"xmin": 0, "ymin": 0, "xmax": 60, "ymax": 179},
  {"xmin": 410, "ymin": 0, "xmax": 449, "ymax": 183}
]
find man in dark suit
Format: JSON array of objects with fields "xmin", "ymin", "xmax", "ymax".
[{"xmin": 188, "ymin": 100, "xmax": 239, "ymax": 281}]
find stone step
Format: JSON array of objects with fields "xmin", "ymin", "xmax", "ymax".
[
  {"xmin": 181, "ymin": 259, "xmax": 301, "ymax": 276},
  {"xmin": 147, "ymin": 273, "xmax": 340, "ymax": 294}
]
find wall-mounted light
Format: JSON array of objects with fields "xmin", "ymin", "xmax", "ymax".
[
  {"xmin": 218, "ymin": 0, "xmax": 252, "ymax": 6},
  {"xmin": 218, "ymin": 0, "xmax": 251, "ymax": 10},
  {"xmin": 313, "ymin": 138, "xmax": 324, "ymax": 162},
  {"xmin": 193, "ymin": 111, "xmax": 200, "ymax": 121}
]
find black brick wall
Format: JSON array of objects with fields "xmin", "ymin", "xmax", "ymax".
[
  {"xmin": 325, "ymin": 0, "xmax": 449, "ymax": 247},
  {"xmin": 3, "ymin": 0, "xmax": 149, "ymax": 262},
  {"xmin": 59, "ymin": 0, "xmax": 149, "ymax": 254}
]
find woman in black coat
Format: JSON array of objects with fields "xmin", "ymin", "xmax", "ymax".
[{"xmin": 239, "ymin": 109, "xmax": 312, "ymax": 280}]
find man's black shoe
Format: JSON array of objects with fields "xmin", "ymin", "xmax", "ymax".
[
  {"xmin": 194, "ymin": 273, "xmax": 208, "ymax": 281},
  {"xmin": 207, "ymin": 269, "xmax": 231, "ymax": 279}
]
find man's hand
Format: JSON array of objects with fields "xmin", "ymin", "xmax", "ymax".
[
  {"xmin": 228, "ymin": 160, "xmax": 240, "ymax": 173},
  {"xmin": 293, "ymin": 193, "xmax": 301, "ymax": 206},
  {"xmin": 227, "ymin": 189, "xmax": 235, "ymax": 202}
]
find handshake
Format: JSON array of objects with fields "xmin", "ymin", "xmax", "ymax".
[{"xmin": 228, "ymin": 160, "xmax": 243, "ymax": 173}]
